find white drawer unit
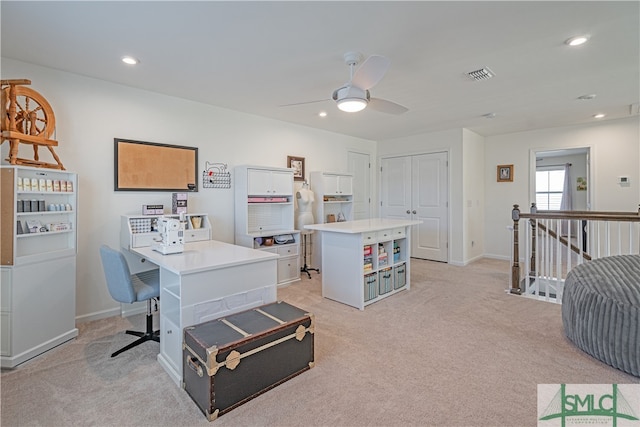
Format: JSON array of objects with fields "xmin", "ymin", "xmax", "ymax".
[
  {"xmin": 251, "ymin": 240, "xmax": 301, "ymax": 286},
  {"xmin": 277, "ymin": 256, "xmax": 300, "ymax": 284}
]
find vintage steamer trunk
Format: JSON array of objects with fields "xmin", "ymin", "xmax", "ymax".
[{"xmin": 182, "ymin": 301, "xmax": 314, "ymax": 421}]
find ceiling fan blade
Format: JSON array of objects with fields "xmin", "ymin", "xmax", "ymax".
[
  {"xmin": 278, "ymin": 99, "xmax": 330, "ymax": 108},
  {"xmin": 352, "ymin": 55, "xmax": 391, "ymax": 89},
  {"xmin": 368, "ymin": 98, "xmax": 409, "ymax": 115}
]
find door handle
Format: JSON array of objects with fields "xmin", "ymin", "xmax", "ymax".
[
  {"xmin": 412, "ymin": 210, "xmax": 417, "ymax": 214},
  {"xmin": 406, "ymin": 210, "xmax": 411, "ymax": 214}
]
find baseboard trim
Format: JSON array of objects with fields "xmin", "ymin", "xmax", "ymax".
[
  {"xmin": 75, "ymin": 307, "xmax": 120, "ymax": 324},
  {"xmin": 483, "ymin": 253, "xmax": 511, "ymax": 261}
]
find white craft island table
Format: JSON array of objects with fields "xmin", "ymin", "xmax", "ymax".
[
  {"xmin": 305, "ymin": 218, "xmax": 422, "ymax": 310},
  {"xmin": 132, "ymin": 240, "xmax": 278, "ymax": 385}
]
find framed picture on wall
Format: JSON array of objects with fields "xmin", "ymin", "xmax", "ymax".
[
  {"xmin": 287, "ymin": 156, "xmax": 305, "ymax": 181},
  {"xmin": 497, "ymin": 164, "xmax": 513, "ymax": 182}
]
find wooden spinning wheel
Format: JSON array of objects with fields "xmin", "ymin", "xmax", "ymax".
[{"xmin": 1, "ymin": 79, "xmax": 64, "ymax": 169}]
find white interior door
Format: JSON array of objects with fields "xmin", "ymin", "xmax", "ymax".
[
  {"xmin": 380, "ymin": 152, "xmax": 448, "ymax": 262},
  {"xmin": 348, "ymin": 151, "xmax": 371, "ymax": 220},
  {"xmin": 380, "ymin": 156, "xmax": 411, "ymax": 219},
  {"xmin": 412, "ymin": 152, "xmax": 448, "ymax": 262}
]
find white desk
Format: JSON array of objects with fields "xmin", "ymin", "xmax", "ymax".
[
  {"xmin": 305, "ymin": 218, "xmax": 421, "ymax": 310},
  {"xmin": 132, "ymin": 240, "xmax": 278, "ymax": 385}
]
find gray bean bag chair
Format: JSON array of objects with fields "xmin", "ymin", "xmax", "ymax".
[{"xmin": 562, "ymin": 254, "xmax": 640, "ymax": 377}]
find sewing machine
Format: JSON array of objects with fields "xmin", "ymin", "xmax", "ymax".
[{"xmin": 152, "ymin": 217, "xmax": 184, "ymax": 254}]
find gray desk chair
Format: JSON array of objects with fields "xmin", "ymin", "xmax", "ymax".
[{"xmin": 99, "ymin": 245, "xmax": 160, "ymax": 357}]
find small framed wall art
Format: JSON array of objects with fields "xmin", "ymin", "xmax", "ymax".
[
  {"xmin": 497, "ymin": 164, "xmax": 513, "ymax": 182},
  {"xmin": 287, "ymin": 156, "xmax": 305, "ymax": 181}
]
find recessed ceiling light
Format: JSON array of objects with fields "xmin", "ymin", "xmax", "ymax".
[
  {"xmin": 318, "ymin": 111, "xmax": 327, "ymax": 118},
  {"xmin": 565, "ymin": 35, "xmax": 589, "ymax": 46},
  {"xmin": 577, "ymin": 94, "xmax": 597, "ymax": 100},
  {"xmin": 593, "ymin": 113, "xmax": 606, "ymax": 119},
  {"xmin": 121, "ymin": 56, "xmax": 139, "ymax": 65}
]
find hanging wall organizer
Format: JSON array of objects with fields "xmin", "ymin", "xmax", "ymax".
[{"xmin": 203, "ymin": 162, "xmax": 231, "ymax": 189}]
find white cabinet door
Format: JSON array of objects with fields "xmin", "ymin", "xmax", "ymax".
[
  {"xmin": 247, "ymin": 169, "xmax": 273, "ymax": 195},
  {"xmin": 270, "ymin": 170, "xmax": 293, "ymax": 195},
  {"xmin": 348, "ymin": 151, "xmax": 370, "ymax": 219},
  {"xmin": 247, "ymin": 169, "xmax": 293, "ymax": 195},
  {"xmin": 338, "ymin": 175, "xmax": 353, "ymax": 195},
  {"xmin": 323, "ymin": 174, "xmax": 352, "ymax": 195},
  {"xmin": 160, "ymin": 316, "xmax": 182, "ymax": 374}
]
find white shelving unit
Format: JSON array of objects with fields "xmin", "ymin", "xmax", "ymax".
[
  {"xmin": 234, "ymin": 165, "xmax": 300, "ymax": 286},
  {"xmin": 0, "ymin": 165, "xmax": 79, "ymax": 368},
  {"xmin": 362, "ymin": 228, "xmax": 408, "ymax": 306},
  {"xmin": 306, "ymin": 219, "xmax": 420, "ymax": 310},
  {"xmin": 309, "ymin": 171, "xmax": 354, "ymax": 270},
  {"xmin": 120, "ymin": 213, "xmax": 212, "ymax": 251}
]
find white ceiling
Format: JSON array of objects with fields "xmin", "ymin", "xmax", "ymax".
[{"xmin": 2, "ymin": 1, "xmax": 638, "ymax": 141}]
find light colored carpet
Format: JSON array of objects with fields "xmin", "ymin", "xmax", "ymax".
[{"xmin": 1, "ymin": 258, "xmax": 637, "ymax": 427}]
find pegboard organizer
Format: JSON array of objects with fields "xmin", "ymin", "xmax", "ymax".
[{"xmin": 203, "ymin": 162, "xmax": 231, "ymax": 189}]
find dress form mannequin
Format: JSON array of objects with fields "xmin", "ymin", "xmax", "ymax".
[
  {"xmin": 296, "ymin": 181, "xmax": 319, "ymax": 278},
  {"xmin": 295, "ymin": 182, "xmax": 315, "ymax": 230}
]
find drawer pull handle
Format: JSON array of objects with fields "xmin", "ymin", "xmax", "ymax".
[{"xmin": 187, "ymin": 355, "xmax": 203, "ymax": 377}]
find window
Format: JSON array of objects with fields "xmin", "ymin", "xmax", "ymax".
[{"xmin": 536, "ymin": 169, "xmax": 565, "ymax": 210}]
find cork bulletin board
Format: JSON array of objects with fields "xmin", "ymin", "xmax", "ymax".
[{"xmin": 114, "ymin": 139, "xmax": 198, "ymax": 191}]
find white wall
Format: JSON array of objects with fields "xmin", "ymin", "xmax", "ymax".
[
  {"xmin": 462, "ymin": 129, "xmax": 485, "ymax": 263},
  {"xmin": 483, "ymin": 117, "xmax": 639, "ymax": 260},
  {"xmin": 1, "ymin": 58, "xmax": 376, "ymax": 321}
]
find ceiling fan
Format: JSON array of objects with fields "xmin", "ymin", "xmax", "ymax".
[{"xmin": 282, "ymin": 52, "xmax": 408, "ymax": 115}]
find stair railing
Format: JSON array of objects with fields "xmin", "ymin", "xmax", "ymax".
[{"xmin": 511, "ymin": 204, "xmax": 640, "ymax": 302}]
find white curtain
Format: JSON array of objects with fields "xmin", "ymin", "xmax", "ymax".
[{"xmin": 560, "ymin": 163, "xmax": 573, "ymax": 235}]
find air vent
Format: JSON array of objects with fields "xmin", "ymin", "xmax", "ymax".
[{"xmin": 467, "ymin": 67, "xmax": 495, "ymax": 81}]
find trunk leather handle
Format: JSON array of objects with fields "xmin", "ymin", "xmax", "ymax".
[{"xmin": 187, "ymin": 355, "xmax": 203, "ymax": 377}]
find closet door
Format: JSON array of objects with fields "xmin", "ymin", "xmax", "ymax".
[
  {"xmin": 411, "ymin": 152, "xmax": 448, "ymax": 262},
  {"xmin": 380, "ymin": 152, "xmax": 448, "ymax": 262},
  {"xmin": 380, "ymin": 156, "xmax": 411, "ymax": 220}
]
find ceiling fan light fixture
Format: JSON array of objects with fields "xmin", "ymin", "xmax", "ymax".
[
  {"xmin": 337, "ymin": 98, "xmax": 368, "ymax": 112},
  {"xmin": 334, "ymin": 85, "xmax": 369, "ymax": 112}
]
